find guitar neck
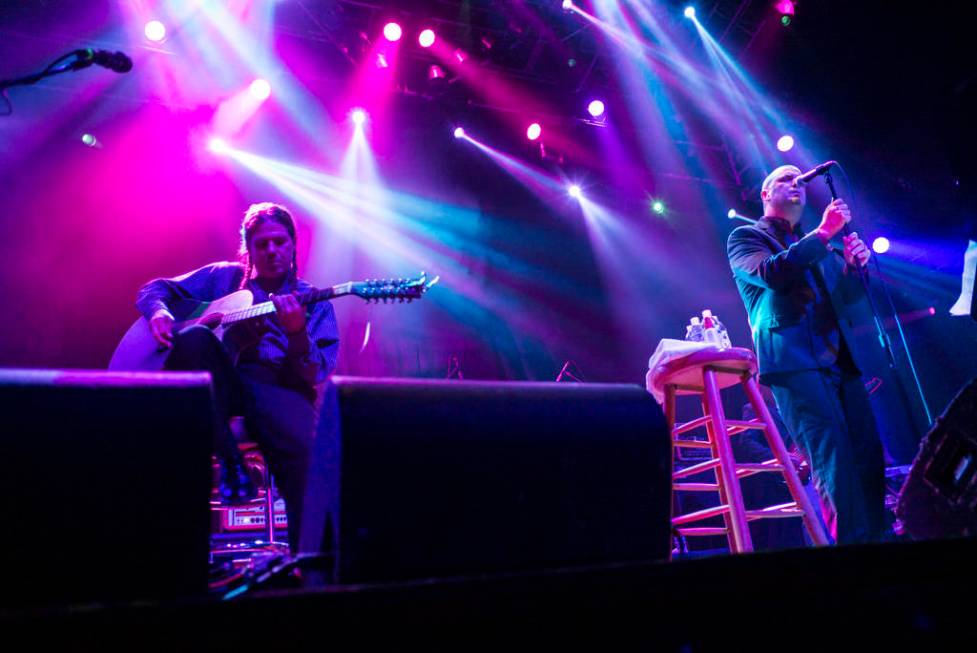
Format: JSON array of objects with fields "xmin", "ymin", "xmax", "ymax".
[{"xmin": 220, "ymin": 282, "xmax": 353, "ymax": 327}]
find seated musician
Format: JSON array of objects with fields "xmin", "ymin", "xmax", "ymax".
[{"xmin": 135, "ymin": 202, "xmax": 339, "ymax": 550}]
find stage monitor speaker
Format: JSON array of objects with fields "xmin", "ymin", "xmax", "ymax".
[
  {"xmin": 300, "ymin": 377, "xmax": 672, "ymax": 584},
  {"xmin": 897, "ymin": 376, "xmax": 977, "ymax": 539},
  {"xmin": 0, "ymin": 369, "xmax": 215, "ymax": 608}
]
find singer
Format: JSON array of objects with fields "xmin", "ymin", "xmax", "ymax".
[{"xmin": 726, "ymin": 164, "xmax": 886, "ymax": 545}]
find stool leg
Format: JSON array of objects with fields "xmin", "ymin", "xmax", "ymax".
[
  {"xmin": 742, "ymin": 376, "xmax": 829, "ymax": 547},
  {"xmin": 702, "ymin": 368, "xmax": 753, "ymax": 553},
  {"xmin": 665, "ymin": 385, "xmax": 679, "ymax": 558}
]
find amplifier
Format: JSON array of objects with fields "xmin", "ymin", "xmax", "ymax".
[{"xmin": 219, "ymin": 499, "xmax": 289, "ymax": 532}]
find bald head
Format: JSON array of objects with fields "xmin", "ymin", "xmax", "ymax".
[
  {"xmin": 761, "ymin": 164, "xmax": 802, "ymax": 197},
  {"xmin": 760, "ymin": 164, "xmax": 805, "ymax": 224}
]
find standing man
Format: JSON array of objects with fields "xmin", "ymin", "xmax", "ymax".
[
  {"xmin": 136, "ymin": 202, "xmax": 339, "ymax": 550},
  {"xmin": 727, "ymin": 165, "xmax": 885, "ymax": 544}
]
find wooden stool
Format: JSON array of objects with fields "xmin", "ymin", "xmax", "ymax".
[{"xmin": 652, "ymin": 346, "xmax": 828, "ymax": 553}]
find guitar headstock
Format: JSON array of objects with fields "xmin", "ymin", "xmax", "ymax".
[{"xmin": 351, "ymin": 272, "xmax": 438, "ymax": 303}]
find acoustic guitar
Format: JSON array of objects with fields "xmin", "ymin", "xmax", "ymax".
[{"xmin": 109, "ymin": 273, "xmax": 436, "ymax": 371}]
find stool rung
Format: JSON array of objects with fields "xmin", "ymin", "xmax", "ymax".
[
  {"xmin": 725, "ymin": 419, "xmax": 767, "ymax": 435},
  {"xmin": 735, "ymin": 460, "xmax": 784, "ymax": 478},
  {"xmin": 745, "ymin": 502, "xmax": 803, "ymax": 520},
  {"xmin": 677, "ymin": 527, "xmax": 728, "ymax": 537},
  {"xmin": 673, "ymin": 482, "xmax": 720, "ymax": 492},
  {"xmin": 673, "ymin": 458, "xmax": 721, "ymax": 479},
  {"xmin": 673, "ymin": 415, "xmax": 712, "ymax": 436},
  {"xmin": 673, "ymin": 503, "xmax": 730, "ymax": 525},
  {"xmin": 673, "ymin": 439, "xmax": 712, "ymax": 449}
]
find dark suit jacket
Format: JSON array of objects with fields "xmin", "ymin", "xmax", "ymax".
[{"xmin": 727, "ymin": 217, "xmax": 865, "ymax": 379}]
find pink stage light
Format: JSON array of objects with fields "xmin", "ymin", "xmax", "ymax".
[
  {"xmin": 144, "ymin": 20, "xmax": 166, "ymax": 42},
  {"xmin": 249, "ymin": 79, "xmax": 272, "ymax": 101},
  {"xmin": 350, "ymin": 108, "xmax": 367, "ymax": 126},
  {"xmin": 428, "ymin": 65, "xmax": 445, "ymax": 80},
  {"xmin": 587, "ymin": 100, "xmax": 605, "ymax": 118},
  {"xmin": 775, "ymin": 1, "xmax": 796, "ymax": 16},
  {"xmin": 418, "ymin": 29, "xmax": 436, "ymax": 48},
  {"xmin": 383, "ymin": 22, "xmax": 403, "ymax": 42},
  {"xmin": 454, "ymin": 127, "xmax": 465, "ymax": 139},
  {"xmin": 526, "ymin": 123, "xmax": 542, "ymax": 141}
]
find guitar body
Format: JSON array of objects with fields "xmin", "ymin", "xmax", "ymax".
[
  {"xmin": 108, "ymin": 290, "xmax": 254, "ymax": 371},
  {"xmin": 108, "ymin": 272, "xmax": 434, "ymax": 371}
]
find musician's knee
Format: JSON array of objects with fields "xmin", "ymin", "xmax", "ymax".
[{"xmin": 168, "ymin": 325, "xmax": 222, "ymax": 364}]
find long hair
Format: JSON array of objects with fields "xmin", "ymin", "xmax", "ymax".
[{"xmin": 238, "ymin": 202, "xmax": 298, "ymax": 289}]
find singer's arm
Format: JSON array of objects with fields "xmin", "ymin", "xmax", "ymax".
[{"xmin": 727, "ymin": 227, "xmax": 832, "ymax": 291}]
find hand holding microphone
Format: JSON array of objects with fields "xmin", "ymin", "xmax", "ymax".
[
  {"xmin": 814, "ymin": 197, "xmax": 852, "ymax": 243},
  {"xmin": 842, "ymin": 231, "xmax": 871, "ymax": 268}
]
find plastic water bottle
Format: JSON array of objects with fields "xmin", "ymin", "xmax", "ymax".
[
  {"xmin": 701, "ymin": 310, "xmax": 731, "ymax": 349},
  {"xmin": 715, "ymin": 316, "xmax": 732, "ymax": 349},
  {"xmin": 685, "ymin": 316, "xmax": 704, "ymax": 342}
]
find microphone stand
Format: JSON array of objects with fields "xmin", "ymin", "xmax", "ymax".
[
  {"xmin": 823, "ymin": 172, "xmax": 895, "ymax": 366},
  {"xmin": 823, "ymin": 172, "xmax": 933, "ymax": 425},
  {"xmin": 1, "ymin": 49, "xmax": 102, "ymax": 115}
]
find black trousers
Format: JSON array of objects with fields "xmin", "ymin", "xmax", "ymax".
[
  {"xmin": 165, "ymin": 326, "xmax": 316, "ymax": 551},
  {"xmin": 765, "ymin": 365, "xmax": 886, "ymax": 545}
]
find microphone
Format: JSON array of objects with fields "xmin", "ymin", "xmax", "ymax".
[
  {"xmin": 791, "ymin": 160, "xmax": 837, "ymax": 187},
  {"xmin": 72, "ymin": 48, "xmax": 133, "ymax": 73}
]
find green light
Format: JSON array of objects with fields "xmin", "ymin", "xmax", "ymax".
[
  {"xmin": 781, "ymin": 15, "xmax": 791, "ymax": 26},
  {"xmin": 651, "ymin": 200, "xmax": 666, "ymax": 215},
  {"xmin": 81, "ymin": 133, "xmax": 97, "ymax": 147}
]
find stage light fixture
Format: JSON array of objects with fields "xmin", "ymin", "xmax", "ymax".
[
  {"xmin": 249, "ymin": 79, "xmax": 271, "ymax": 101},
  {"xmin": 350, "ymin": 108, "xmax": 367, "ymax": 126},
  {"xmin": 144, "ymin": 20, "xmax": 166, "ymax": 42},
  {"xmin": 81, "ymin": 133, "xmax": 98, "ymax": 147},
  {"xmin": 568, "ymin": 184, "xmax": 582, "ymax": 198},
  {"xmin": 872, "ymin": 237, "xmax": 890, "ymax": 254},
  {"xmin": 727, "ymin": 209, "xmax": 737, "ymax": 219},
  {"xmin": 454, "ymin": 127, "xmax": 465, "ymax": 139},
  {"xmin": 527, "ymin": 123, "xmax": 542, "ymax": 141},
  {"xmin": 418, "ymin": 29, "xmax": 436, "ymax": 48},
  {"xmin": 775, "ymin": 0, "xmax": 795, "ymax": 26},
  {"xmin": 383, "ymin": 22, "xmax": 403, "ymax": 42},
  {"xmin": 776, "ymin": 135, "xmax": 795, "ymax": 152},
  {"xmin": 684, "ymin": 7, "xmax": 696, "ymax": 19},
  {"xmin": 207, "ymin": 137, "xmax": 230, "ymax": 155},
  {"xmin": 651, "ymin": 200, "xmax": 666, "ymax": 215},
  {"xmin": 587, "ymin": 100, "xmax": 606, "ymax": 118},
  {"xmin": 428, "ymin": 65, "xmax": 445, "ymax": 81},
  {"xmin": 562, "ymin": 0, "xmax": 573, "ymax": 9}
]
